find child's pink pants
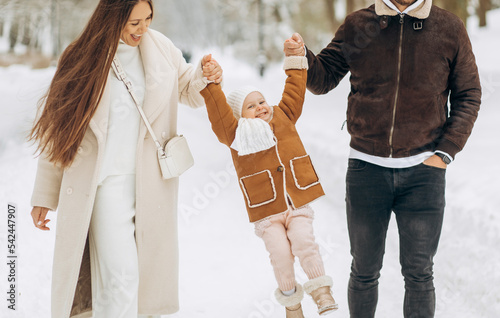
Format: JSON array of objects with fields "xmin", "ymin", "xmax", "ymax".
[{"xmin": 254, "ymin": 205, "xmax": 325, "ymax": 292}]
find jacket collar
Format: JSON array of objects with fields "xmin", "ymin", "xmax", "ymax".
[{"xmin": 375, "ymin": 0, "xmax": 432, "ymax": 19}]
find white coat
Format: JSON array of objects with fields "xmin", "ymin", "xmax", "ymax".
[{"xmin": 31, "ymin": 29, "xmax": 205, "ymax": 318}]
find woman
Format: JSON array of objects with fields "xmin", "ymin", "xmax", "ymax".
[{"xmin": 28, "ymin": 1, "xmax": 221, "ymax": 317}]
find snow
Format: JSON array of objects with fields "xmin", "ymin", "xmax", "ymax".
[{"xmin": 1, "ymin": 9, "xmax": 500, "ymax": 318}]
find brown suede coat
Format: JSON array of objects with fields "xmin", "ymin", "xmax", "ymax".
[
  {"xmin": 306, "ymin": 0, "xmax": 481, "ymax": 159},
  {"xmin": 200, "ymin": 66, "xmax": 324, "ymax": 222}
]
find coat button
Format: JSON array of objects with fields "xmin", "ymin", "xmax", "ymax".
[
  {"xmin": 161, "ymin": 132, "xmax": 167, "ymax": 139},
  {"xmin": 277, "ymin": 166, "xmax": 284, "ymax": 172},
  {"xmin": 66, "ymin": 187, "xmax": 73, "ymax": 195},
  {"xmin": 380, "ymin": 16, "xmax": 389, "ymax": 28}
]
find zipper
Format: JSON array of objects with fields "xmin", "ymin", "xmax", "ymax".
[
  {"xmin": 389, "ymin": 14, "xmax": 405, "ymax": 158},
  {"xmin": 341, "ymin": 120, "xmax": 347, "ymax": 130}
]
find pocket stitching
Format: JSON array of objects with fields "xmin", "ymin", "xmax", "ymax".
[
  {"xmin": 239, "ymin": 170, "xmax": 277, "ymax": 208},
  {"xmin": 290, "ymin": 155, "xmax": 320, "ymax": 190}
]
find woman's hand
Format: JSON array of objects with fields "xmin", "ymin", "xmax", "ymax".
[
  {"xmin": 202, "ymin": 54, "xmax": 223, "ymax": 84},
  {"xmin": 31, "ymin": 206, "xmax": 51, "ymax": 231},
  {"xmin": 284, "ymin": 33, "xmax": 305, "ymax": 57}
]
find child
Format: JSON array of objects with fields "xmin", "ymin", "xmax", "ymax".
[{"xmin": 196, "ymin": 55, "xmax": 338, "ymax": 317}]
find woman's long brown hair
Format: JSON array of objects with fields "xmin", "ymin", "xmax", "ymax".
[{"xmin": 29, "ymin": 0, "xmax": 153, "ymax": 169}]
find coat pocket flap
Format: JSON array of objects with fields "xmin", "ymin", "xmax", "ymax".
[
  {"xmin": 290, "ymin": 155, "xmax": 320, "ymax": 190},
  {"xmin": 239, "ymin": 170, "xmax": 277, "ymax": 208}
]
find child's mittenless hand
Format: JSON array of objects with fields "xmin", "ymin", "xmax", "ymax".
[
  {"xmin": 202, "ymin": 54, "xmax": 223, "ymax": 84},
  {"xmin": 202, "ymin": 61, "xmax": 216, "ymax": 77},
  {"xmin": 284, "ymin": 33, "xmax": 305, "ymax": 57}
]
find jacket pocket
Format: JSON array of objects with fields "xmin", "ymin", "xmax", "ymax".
[
  {"xmin": 436, "ymin": 94, "xmax": 447, "ymax": 121},
  {"xmin": 290, "ymin": 155, "xmax": 320, "ymax": 190},
  {"xmin": 239, "ymin": 170, "xmax": 277, "ymax": 208}
]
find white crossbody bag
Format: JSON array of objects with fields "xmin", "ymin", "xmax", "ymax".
[{"xmin": 111, "ymin": 56, "xmax": 194, "ymax": 179}]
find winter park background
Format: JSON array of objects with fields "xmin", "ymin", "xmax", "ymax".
[{"xmin": 1, "ymin": 3, "xmax": 500, "ymax": 318}]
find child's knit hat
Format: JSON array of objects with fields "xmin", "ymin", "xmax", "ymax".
[{"xmin": 226, "ymin": 86, "xmax": 261, "ymax": 119}]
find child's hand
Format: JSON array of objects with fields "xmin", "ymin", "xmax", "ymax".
[
  {"xmin": 202, "ymin": 54, "xmax": 223, "ymax": 84},
  {"xmin": 202, "ymin": 61, "xmax": 216, "ymax": 77},
  {"xmin": 284, "ymin": 33, "xmax": 305, "ymax": 57},
  {"xmin": 201, "ymin": 54, "xmax": 212, "ymax": 68}
]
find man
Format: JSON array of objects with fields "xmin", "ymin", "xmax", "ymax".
[{"xmin": 284, "ymin": 0, "xmax": 481, "ymax": 317}]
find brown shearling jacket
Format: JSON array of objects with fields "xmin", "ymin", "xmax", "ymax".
[
  {"xmin": 306, "ymin": 0, "xmax": 481, "ymax": 159},
  {"xmin": 200, "ymin": 64, "xmax": 324, "ymax": 222}
]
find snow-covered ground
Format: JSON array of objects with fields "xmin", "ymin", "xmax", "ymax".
[{"xmin": 1, "ymin": 9, "xmax": 499, "ymax": 318}]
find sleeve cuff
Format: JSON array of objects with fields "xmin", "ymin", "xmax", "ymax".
[
  {"xmin": 31, "ymin": 198, "xmax": 58, "ymax": 212},
  {"xmin": 436, "ymin": 138, "xmax": 461, "ymax": 160},
  {"xmin": 435, "ymin": 150, "xmax": 453, "ymax": 163},
  {"xmin": 191, "ymin": 77, "xmax": 212, "ymax": 92},
  {"xmin": 283, "ymin": 56, "xmax": 308, "ymax": 70},
  {"xmin": 191, "ymin": 58, "xmax": 214, "ymax": 92}
]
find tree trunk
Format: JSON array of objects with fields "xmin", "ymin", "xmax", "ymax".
[
  {"xmin": 51, "ymin": 0, "xmax": 60, "ymax": 58},
  {"xmin": 21, "ymin": 14, "xmax": 31, "ymax": 47},
  {"xmin": 436, "ymin": 0, "xmax": 469, "ymax": 27},
  {"xmin": 9, "ymin": 20, "xmax": 19, "ymax": 53},
  {"xmin": 257, "ymin": 0, "xmax": 265, "ymax": 77},
  {"xmin": 478, "ymin": 0, "xmax": 491, "ymax": 27},
  {"xmin": 346, "ymin": 0, "xmax": 356, "ymax": 15},
  {"xmin": 324, "ymin": 0, "xmax": 338, "ymax": 33}
]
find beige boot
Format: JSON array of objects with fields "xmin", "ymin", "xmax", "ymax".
[
  {"xmin": 304, "ymin": 276, "xmax": 339, "ymax": 315},
  {"xmin": 274, "ymin": 284, "xmax": 305, "ymax": 318},
  {"xmin": 285, "ymin": 303, "xmax": 305, "ymax": 318}
]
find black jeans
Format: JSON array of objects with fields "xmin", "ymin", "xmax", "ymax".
[{"xmin": 346, "ymin": 159, "xmax": 446, "ymax": 318}]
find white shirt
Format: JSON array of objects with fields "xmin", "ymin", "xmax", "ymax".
[
  {"xmin": 382, "ymin": 0, "xmax": 425, "ymax": 14},
  {"xmin": 349, "ymin": 148, "xmax": 434, "ymax": 169},
  {"xmin": 99, "ymin": 41, "xmax": 145, "ymax": 183}
]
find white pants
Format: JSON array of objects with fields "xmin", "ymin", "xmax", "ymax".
[{"xmin": 90, "ymin": 175, "xmax": 142, "ymax": 318}]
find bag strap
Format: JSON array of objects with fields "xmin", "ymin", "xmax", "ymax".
[{"xmin": 110, "ymin": 56, "xmax": 164, "ymax": 153}]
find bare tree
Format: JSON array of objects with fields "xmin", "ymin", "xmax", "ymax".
[
  {"xmin": 9, "ymin": 15, "xmax": 19, "ymax": 53},
  {"xmin": 477, "ymin": 0, "xmax": 491, "ymax": 27},
  {"xmin": 435, "ymin": 0, "xmax": 470, "ymax": 27},
  {"xmin": 346, "ymin": 0, "xmax": 358, "ymax": 15},
  {"xmin": 346, "ymin": 0, "xmax": 371, "ymax": 15},
  {"xmin": 324, "ymin": 0, "xmax": 339, "ymax": 33},
  {"xmin": 0, "ymin": 0, "xmax": 98, "ymax": 57}
]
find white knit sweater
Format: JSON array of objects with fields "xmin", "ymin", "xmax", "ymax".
[{"xmin": 98, "ymin": 41, "xmax": 145, "ymax": 183}]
